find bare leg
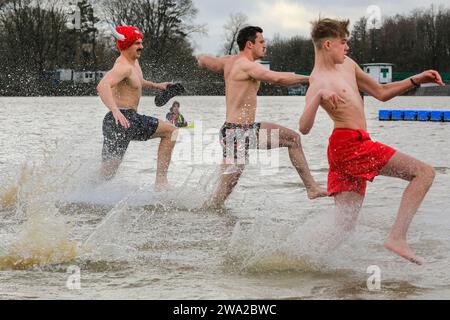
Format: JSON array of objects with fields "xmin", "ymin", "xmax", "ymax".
[
  {"xmin": 301, "ymin": 191, "xmax": 363, "ymax": 254},
  {"xmin": 334, "ymin": 191, "xmax": 364, "ymax": 232},
  {"xmin": 319, "ymin": 191, "xmax": 364, "ymax": 251},
  {"xmin": 380, "ymin": 152, "xmax": 435, "ymax": 265},
  {"xmin": 259, "ymin": 123, "xmax": 327, "ymax": 199},
  {"xmin": 151, "ymin": 121, "xmax": 179, "ymax": 191},
  {"xmin": 205, "ymin": 164, "xmax": 244, "ymax": 209},
  {"xmin": 100, "ymin": 158, "xmax": 122, "ymax": 181}
]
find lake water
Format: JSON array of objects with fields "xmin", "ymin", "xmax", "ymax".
[{"xmin": 0, "ymin": 96, "xmax": 449, "ymax": 300}]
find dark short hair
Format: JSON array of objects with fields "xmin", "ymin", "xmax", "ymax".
[
  {"xmin": 237, "ymin": 26, "xmax": 263, "ymax": 51},
  {"xmin": 170, "ymin": 101, "xmax": 180, "ymax": 112}
]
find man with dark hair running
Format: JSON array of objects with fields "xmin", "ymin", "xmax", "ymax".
[{"xmin": 197, "ymin": 26, "xmax": 327, "ymax": 208}]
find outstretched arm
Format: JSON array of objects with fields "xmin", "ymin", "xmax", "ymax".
[
  {"xmin": 97, "ymin": 64, "xmax": 132, "ymax": 128},
  {"xmin": 354, "ymin": 60, "xmax": 444, "ymax": 102},
  {"xmin": 196, "ymin": 54, "xmax": 232, "ymax": 73},
  {"xmin": 142, "ymin": 80, "xmax": 171, "ymax": 90},
  {"xmin": 137, "ymin": 62, "xmax": 171, "ymax": 90},
  {"xmin": 244, "ymin": 61, "xmax": 309, "ymax": 85}
]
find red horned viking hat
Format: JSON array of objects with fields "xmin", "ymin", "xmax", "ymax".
[{"xmin": 111, "ymin": 25, "xmax": 144, "ymax": 51}]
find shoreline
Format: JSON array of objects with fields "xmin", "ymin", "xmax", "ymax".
[{"xmin": 1, "ymin": 85, "xmax": 449, "ymax": 98}]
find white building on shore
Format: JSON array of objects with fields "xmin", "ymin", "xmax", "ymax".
[
  {"xmin": 361, "ymin": 63, "xmax": 394, "ymax": 84},
  {"xmin": 73, "ymin": 71, "xmax": 106, "ymax": 83},
  {"xmin": 50, "ymin": 69, "xmax": 106, "ymax": 84}
]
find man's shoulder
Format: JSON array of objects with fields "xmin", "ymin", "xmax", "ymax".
[
  {"xmin": 343, "ymin": 56, "xmax": 358, "ymax": 69},
  {"xmin": 236, "ymin": 58, "xmax": 266, "ymax": 76},
  {"xmin": 219, "ymin": 55, "xmax": 236, "ymax": 64},
  {"xmin": 226, "ymin": 55, "xmax": 246, "ymax": 68},
  {"xmin": 226, "ymin": 56, "xmax": 253, "ymax": 77},
  {"xmin": 223, "ymin": 55, "xmax": 238, "ymax": 61},
  {"xmin": 310, "ymin": 70, "xmax": 327, "ymax": 87},
  {"xmin": 112, "ymin": 58, "xmax": 133, "ymax": 74}
]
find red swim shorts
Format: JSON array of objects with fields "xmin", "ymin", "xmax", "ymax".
[{"xmin": 327, "ymin": 129, "xmax": 397, "ymax": 197}]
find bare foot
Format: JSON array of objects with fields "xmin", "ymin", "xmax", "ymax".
[
  {"xmin": 384, "ymin": 237, "xmax": 424, "ymax": 265},
  {"xmin": 307, "ymin": 186, "xmax": 328, "ymax": 200},
  {"xmin": 200, "ymin": 200, "xmax": 227, "ymax": 214}
]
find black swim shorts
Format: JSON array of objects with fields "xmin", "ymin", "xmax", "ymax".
[
  {"xmin": 102, "ymin": 109, "xmax": 159, "ymax": 161},
  {"xmin": 219, "ymin": 122, "xmax": 261, "ymax": 165}
]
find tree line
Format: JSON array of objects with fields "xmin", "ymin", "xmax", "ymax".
[
  {"xmin": 0, "ymin": 1, "xmax": 448, "ymax": 96},
  {"xmin": 266, "ymin": 5, "xmax": 450, "ymax": 75},
  {"xmin": 0, "ymin": 0, "xmax": 223, "ymax": 96},
  {"xmin": 350, "ymin": 5, "xmax": 450, "ymax": 73}
]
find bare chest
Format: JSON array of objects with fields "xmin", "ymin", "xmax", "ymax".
[
  {"xmin": 326, "ymin": 70, "xmax": 358, "ymax": 96},
  {"xmin": 119, "ymin": 67, "xmax": 142, "ymax": 90},
  {"xmin": 315, "ymin": 71, "xmax": 363, "ymax": 114}
]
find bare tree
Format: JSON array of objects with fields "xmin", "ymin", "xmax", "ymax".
[
  {"xmin": 222, "ymin": 12, "xmax": 248, "ymax": 55},
  {"xmin": 0, "ymin": 0, "xmax": 11, "ymax": 9},
  {"xmin": 0, "ymin": 0, "xmax": 15, "ymax": 10},
  {"xmin": 349, "ymin": 17, "xmax": 369, "ymax": 63},
  {"xmin": 349, "ymin": 5, "xmax": 450, "ymax": 72},
  {"xmin": 0, "ymin": 0, "xmax": 71, "ymax": 73},
  {"xmin": 102, "ymin": 0, "xmax": 205, "ymax": 63}
]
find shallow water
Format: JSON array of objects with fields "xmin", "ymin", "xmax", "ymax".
[{"xmin": 0, "ymin": 96, "xmax": 449, "ymax": 300}]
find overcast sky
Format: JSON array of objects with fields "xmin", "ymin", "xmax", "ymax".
[{"xmin": 190, "ymin": 0, "xmax": 450, "ymax": 54}]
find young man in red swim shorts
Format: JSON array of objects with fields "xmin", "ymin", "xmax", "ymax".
[{"xmin": 299, "ymin": 18, "xmax": 444, "ymax": 265}]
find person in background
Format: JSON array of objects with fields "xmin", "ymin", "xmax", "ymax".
[{"xmin": 166, "ymin": 101, "xmax": 188, "ymax": 128}]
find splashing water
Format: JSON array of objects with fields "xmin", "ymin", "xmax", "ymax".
[
  {"xmin": 0, "ymin": 185, "xmax": 18, "ymax": 211},
  {"xmin": 81, "ymin": 166, "xmax": 217, "ymax": 259},
  {"xmin": 226, "ymin": 207, "xmax": 368, "ymax": 274},
  {"xmin": 0, "ymin": 164, "xmax": 33, "ymax": 211},
  {"xmin": 0, "ymin": 212, "xmax": 78, "ymax": 270},
  {"xmin": 0, "ymin": 148, "xmax": 82, "ymax": 270}
]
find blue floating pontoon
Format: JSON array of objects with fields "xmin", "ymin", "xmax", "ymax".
[
  {"xmin": 379, "ymin": 110, "xmax": 449, "ymax": 122},
  {"xmin": 430, "ymin": 111, "xmax": 444, "ymax": 122},
  {"xmin": 391, "ymin": 110, "xmax": 404, "ymax": 121},
  {"xmin": 417, "ymin": 111, "xmax": 430, "ymax": 121},
  {"xmin": 379, "ymin": 110, "xmax": 392, "ymax": 121},
  {"xmin": 403, "ymin": 110, "xmax": 417, "ymax": 121},
  {"xmin": 444, "ymin": 111, "xmax": 450, "ymax": 122}
]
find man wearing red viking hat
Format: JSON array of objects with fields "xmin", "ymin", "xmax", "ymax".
[{"xmin": 97, "ymin": 25, "xmax": 177, "ymax": 190}]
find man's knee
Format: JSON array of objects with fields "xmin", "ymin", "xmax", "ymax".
[
  {"xmin": 155, "ymin": 122, "xmax": 178, "ymax": 140},
  {"xmin": 162, "ymin": 126, "xmax": 179, "ymax": 141},
  {"xmin": 291, "ymin": 132, "xmax": 302, "ymax": 148},
  {"xmin": 418, "ymin": 163, "xmax": 436, "ymax": 186},
  {"xmin": 170, "ymin": 127, "xmax": 179, "ymax": 141},
  {"xmin": 284, "ymin": 131, "xmax": 302, "ymax": 148}
]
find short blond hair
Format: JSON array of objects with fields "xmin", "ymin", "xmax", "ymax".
[{"xmin": 311, "ymin": 18, "xmax": 350, "ymax": 48}]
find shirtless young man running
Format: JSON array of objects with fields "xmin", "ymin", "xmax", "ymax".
[
  {"xmin": 300, "ymin": 18, "xmax": 444, "ymax": 264},
  {"xmin": 97, "ymin": 26, "xmax": 178, "ymax": 190},
  {"xmin": 197, "ymin": 26, "xmax": 327, "ymax": 208}
]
